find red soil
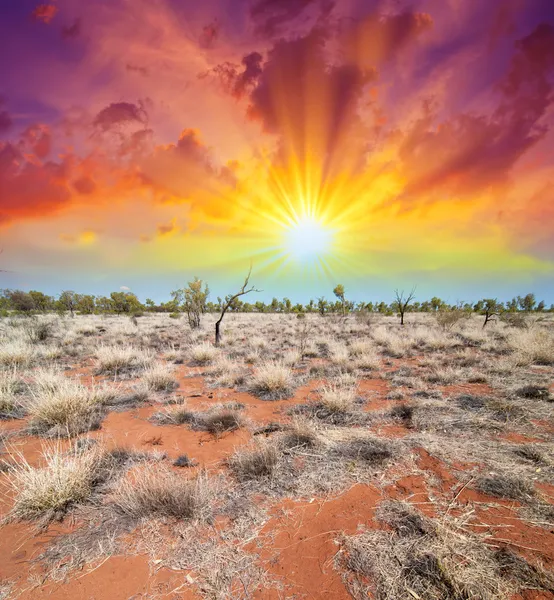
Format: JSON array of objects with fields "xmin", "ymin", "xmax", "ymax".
[{"xmin": 252, "ymin": 484, "xmax": 382, "ymax": 599}]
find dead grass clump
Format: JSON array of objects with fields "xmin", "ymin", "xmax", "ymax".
[
  {"xmin": 7, "ymin": 444, "xmax": 108, "ymax": 522},
  {"xmin": 112, "ymin": 467, "xmax": 213, "ymax": 519},
  {"xmin": 197, "ymin": 409, "xmax": 244, "ymax": 435},
  {"xmin": 377, "ymin": 501, "xmax": 436, "ymax": 538},
  {"xmin": 456, "ymin": 394, "xmax": 487, "ymax": 410},
  {"xmin": 173, "ymin": 454, "xmax": 197, "ymax": 468},
  {"xmin": 318, "ymin": 377, "xmax": 359, "ymax": 414},
  {"xmin": 475, "ymin": 474, "xmax": 535, "ymax": 502},
  {"xmin": 95, "ymin": 345, "xmax": 153, "ymax": 375},
  {"xmin": 512, "ymin": 445, "xmax": 546, "ymax": 465},
  {"xmin": 279, "ymin": 420, "xmax": 318, "ymax": 450},
  {"xmin": 388, "ymin": 404, "xmax": 414, "ymax": 427},
  {"xmin": 26, "ymin": 376, "xmax": 105, "ymax": 436},
  {"xmin": 514, "ymin": 384, "xmax": 551, "ymax": 401},
  {"xmin": 249, "ymin": 361, "xmax": 294, "ymax": 400},
  {"xmin": 229, "ymin": 442, "xmax": 279, "ymax": 481},
  {"xmin": 507, "ymin": 329, "xmax": 554, "ymax": 366},
  {"xmin": 151, "ymin": 403, "xmax": 196, "ymax": 425},
  {"xmin": 0, "ymin": 341, "xmax": 34, "ymax": 368},
  {"xmin": 0, "ymin": 369, "xmax": 25, "ymax": 418},
  {"xmin": 141, "ymin": 362, "xmax": 178, "ymax": 392},
  {"xmin": 336, "ymin": 435, "xmax": 395, "ymax": 466},
  {"xmin": 342, "ymin": 503, "xmax": 511, "ymax": 600},
  {"xmin": 188, "ymin": 342, "xmax": 218, "ymax": 366},
  {"xmin": 494, "ymin": 547, "xmax": 554, "ymax": 594}
]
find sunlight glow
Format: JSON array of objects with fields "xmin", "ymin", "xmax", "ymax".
[{"xmin": 284, "ymin": 216, "xmax": 334, "ymax": 264}]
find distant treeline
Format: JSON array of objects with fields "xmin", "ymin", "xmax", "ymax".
[{"xmin": 0, "ymin": 288, "xmax": 551, "ymax": 317}]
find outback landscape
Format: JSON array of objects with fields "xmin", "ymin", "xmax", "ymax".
[
  {"xmin": 0, "ymin": 300, "xmax": 553, "ymax": 599},
  {"xmin": 2, "ymin": 0, "xmax": 554, "ymax": 597}
]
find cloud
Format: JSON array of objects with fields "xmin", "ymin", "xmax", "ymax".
[
  {"xmin": 0, "ymin": 111, "xmax": 12, "ymax": 135},
  {"xmin": 395, "ymin": 23, "xmax": 554, "ymax": 202},
  {"xmin": 207, "ymin": 51, "xmax": 264, "ymax": 99},
  {"xmin": 0, "ymin": 142, "xmax": 71, "ymax": 223},
  {"xmin": 126, "ymin": 64, "xmax": 149, "ymax": 77},
  {"xmin": 244, "ymin": 28, "xmax": 375, "ymax": 176},
  {"xmin": 62, "ymin": 18, "xmax": 82, "ymax": 39},
  {"xmin": 250, "ymin": 0, "xmax": 334, "ymax": 37},
  {"xmin": 72, "ymin": 176, "xmax": 96, "ymax": 195},
  {"xmin": 93, "ymin": 101, "xmax": 149, "ymax": 132},
  {"xmin": 120, "ymin": 285, "xmax": 130, "ymax": 291},
  {"xmin": 21, "ymin": 124, "xmax": 52, "ymax": 159},
  {"xmin": 140, "ymin": 128, "xmax": 236, "ymax": 202},
  {"xmin": 199, "ymin": 20, "xmax": 220, "ymax": 49},
  {"xmin": 156, "ymin": 219, "xmax": 179, "ymax": 237},
  {"xmin": 340, "ymin": 9, "xmax": 433, "ymax": 69},
  {"xmin": 32, "ymin": 3, "xmax": 58, "ymax": 24}
]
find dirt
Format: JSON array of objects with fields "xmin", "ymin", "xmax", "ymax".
[
  {"xmin": 251, "ymin": 484, "xmax": 383, "ymax": 599},
  {"xmin": 1, "ymin": 357, "xmax": 553, "ymax": 600}
]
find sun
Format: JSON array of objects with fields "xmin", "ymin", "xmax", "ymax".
[{"xmin": 284, "ymin": 215, "xmax": 334, "ymax": 265}]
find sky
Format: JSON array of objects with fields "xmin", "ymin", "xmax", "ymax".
[{"xmin": 0, "ymin": 0, "xmax": 553, "ymax": 303}]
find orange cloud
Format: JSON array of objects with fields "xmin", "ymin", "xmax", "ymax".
[{"xmin": 32, "ymin": 3, "xmax": 58, "ymax": 24}]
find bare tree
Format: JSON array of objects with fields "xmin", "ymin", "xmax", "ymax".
[
  {"xmin": 393, "ymin": 287, "xmax": 416, "ymax": 326},
  {"xmin": 215, "ymin": 268, "xmax": 261, "ymax": 345},
  {"xmin": 480, "ymin": 298, "xmax": 502, "ymax": 329}
]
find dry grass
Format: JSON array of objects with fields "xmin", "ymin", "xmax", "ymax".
[
  {"xmin": 95, "ymin": 345, "xmax": 153, "ymax": 375},
  {"xmin": 318, "ymin": 376, "xmax": 359, "ymax": 414},
  {"xmin": 341, "ymin": 501, "xmax": 512, "ymax": 600},
  {"xmin": 0, "ymin": 341, "xmax": 34, "ymax": 368},
  {"xmin": 6, "ymin": 444, "xmax": 108, "ymax": 522},
  {"xmin": 112, "ymin": 466, "xmax": 213, "ymax": 519},
  {"xmin": 229, "ymin": 442, "xmax": 279, "ymax": 481},
  {"xmin": 26, "ymin": 373, "xmax": 110, "ymax": 436},
  {"xmin": 188, "ymin": 342, "xmax": 219, "ymax": 366},
  {"xmin": 141, "ymin": 362, "xmax": 178, "ymax": 392},
  {"xmin": 0, "ymin": 369, "xmax": 25, "ymax": 417},
  {"xmin": 249, "ymin": 361, "xmax": 294, "ymax": 400}
]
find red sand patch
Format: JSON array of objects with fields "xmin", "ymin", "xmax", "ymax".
[
  {"xmin": 16, "ymin": 554, "xmax": 196, "ymax": 600},
  {"xmin": 252, "ymin": 484, "xmax": 382, "ymax": 599},
  {"xmin": 500, "ymin": 431, "xmax": 545, "ymax": 444},
  {"xmin": 92, "ymin": 406, "xmax": 251, "ymax": 465}
]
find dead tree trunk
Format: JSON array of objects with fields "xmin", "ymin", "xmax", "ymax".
[{"xmin": 215, "ymin": 268, "xmax": 260, "ymax": 346}]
